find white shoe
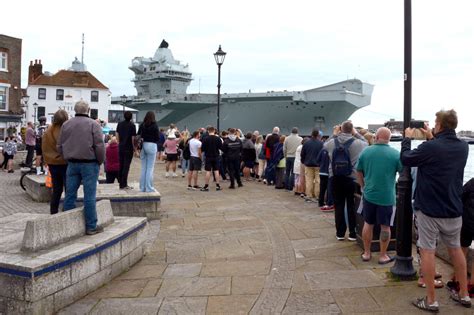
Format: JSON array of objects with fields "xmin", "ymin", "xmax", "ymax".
[
  {"xmin": 165, "ymin": 172, "xmax": 169, "ymax": 178},
  {"xmin": 172, "ymin": 173, "xmax": 177, "ymax": 177}
]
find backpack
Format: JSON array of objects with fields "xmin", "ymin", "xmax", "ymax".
[
  {"xmin": 332, "ymin": 137, "xmax": 355, "ymax": 177},
  {"xmin": 182, "ymin": 139, "xmax": 191, "ymax": 160}
]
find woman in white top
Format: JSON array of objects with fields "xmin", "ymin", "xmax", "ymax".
[
  {"xmin": 293, "ymin": 138, "xmax": 306, "ymax": 196},
  {"xmin": 255, "ymin": 135, "xmax": 266, "ymax": 182}
]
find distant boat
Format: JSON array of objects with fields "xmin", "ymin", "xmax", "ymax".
[{"xmin": 459, "ymin": 136, "xmax": 474, "ymax": 144}]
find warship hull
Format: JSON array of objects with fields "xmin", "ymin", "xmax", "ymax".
[{"xmin": 126, "ymin": 79, "xmax": 374, "ymax": 136}]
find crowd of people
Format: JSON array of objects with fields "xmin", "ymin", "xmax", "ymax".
[{"xmin": 2, "ymin": 101, "xmax": 473, "ymax": 312}]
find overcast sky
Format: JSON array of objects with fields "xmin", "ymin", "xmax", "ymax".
[{"xmin": 3, "ymin": 0, "xmax": 473, "ymax": 130}]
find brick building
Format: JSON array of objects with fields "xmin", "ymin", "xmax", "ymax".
[{"xmin": 0, "ymin": 34, "xmax": 23, "ymax": 140}]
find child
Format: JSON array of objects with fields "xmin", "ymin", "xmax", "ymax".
[{"xmin": 105, "ymin": 136, "xmax": 120, "ymax": 183}]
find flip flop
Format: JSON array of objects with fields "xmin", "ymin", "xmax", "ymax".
[
  {"xmin": 361, "ymin": 253, "xmax": 371, "ymax": 262},
  {"xmin": 378, "ymin": 255, "xmax": 395, "ymax": 265}
]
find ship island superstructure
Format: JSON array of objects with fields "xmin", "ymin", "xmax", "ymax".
[{"xmin": 120, "ymin": 40, "xmax": 374, "ymax": 135}]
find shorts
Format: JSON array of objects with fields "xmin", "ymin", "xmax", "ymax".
[
  {"xmin": 362, "ymin": 198, "xmax": 394, "ymax": 226},
  {"xmin": 166, "ymin": 153, "xmax": 178, "ymax": 161},
  {"xmin": 243, "ymin": 160, "xmax": 255, "ymax": 168},
  {"xmin": 460, "ymin": 225, "xmax": 474, "ymax": 248},
  {"xmin": 204, "ymin": 158, "xmax": 219, "ymax": 172},
  {"xmin": 189, "ymin": 157, "xmax": 202, "ymax": 171},
  {"xmin": 415, "ymin": 210, "xmax": 462, "ymax": 250}
]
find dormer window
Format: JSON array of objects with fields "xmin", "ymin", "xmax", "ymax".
[{"xmin": 91, "ymin": 90, "xmax": 99, "ymax": 102}]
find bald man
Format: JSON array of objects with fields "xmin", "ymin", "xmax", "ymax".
[{"xmin": 356, "ymin": 127, "xmax": 402, "ymax": 264}]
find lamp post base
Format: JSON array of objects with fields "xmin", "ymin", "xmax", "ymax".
[{"xmin": 390, "ymin": 255, "xmax": 416, "ymax": 280}]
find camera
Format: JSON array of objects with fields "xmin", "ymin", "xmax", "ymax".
[{"xmin": 409, "ymin": 120, "xmax": 425, "ymax": 129}]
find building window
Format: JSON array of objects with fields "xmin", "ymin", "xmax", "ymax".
[
  {"xmin": 166, "ymin": 89, "xmax": 171, "ymax": 94},
  {"xmin": 90, "ymin": 108, "xmax": 98, "ymax": 119},
  {"xmin": 37, "ymin": 106, "xmax": 45, "ymax": 120},
  {"xmin": 38, "ymin": 88, "xmax": 46, "ymax": 100},
  {"xmin": 0, "ymin": 52, "xmax": 7, "ymax": 71},
  {"xmin": 56, "ymin": 89, "xmax": 64, "ymax": 101},
  {"xmin": 91, "ymin": 91, "xmax": 99, "ymax": 102},
  {"xmin": 0, "ymin": 86, "xmax": 7, "ymax": 110}
]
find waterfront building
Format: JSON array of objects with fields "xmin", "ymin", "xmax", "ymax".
[{"xmin": 26, "ymin": 59, "xmax": 110, "ymax": 124}]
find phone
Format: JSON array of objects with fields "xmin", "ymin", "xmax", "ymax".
[{"xmin": 409, "ymin": 120, "xmax": 425, "ymax": 129}]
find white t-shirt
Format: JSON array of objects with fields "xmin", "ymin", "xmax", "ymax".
[
  {"xmin": 293, "ymin": 144, "xmax": 303, "ymax": 175},
  {"xmin": 189, "ymin": 138, "xmax": 202, "ymax": 158}
]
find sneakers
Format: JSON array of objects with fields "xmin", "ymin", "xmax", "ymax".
[
  {"xmin": 182, "ymin": 173, "xmax": 186, "ymax": 178},
  {"xmin": 165, "ymin": 172, "xmax": 169, "ymax": 178},
  {"xmin": 120, "ymin": 186, "xmax": 134, "ymax": 190},
  {"xmin": 412, "ymin": 297, "xmax": 439, "ymax": 313},
  {"xmin": 86, "ymin": 226, "xmax": 104, "ymax": 235},
  {"xmin": 348, "ymin": 234, "xmax": 357, "ymax": 242},
  {"xmin": 336, "ymin": 236, "xmax": 345, "ymax": 241},
  {"xmin": 200, "ymin": 186, "xmax": 209, "ymax": 191},
  {"xmin": 193, "ymin": 185, "xmax": 200, "ymax": 190},
  {"xmin": 228, "ymin": 185, "xmax": 235, "ymax": 189},
  {"xmin": 320, "ymin": 205, "xmax": 335, "ymax": 212},
  {"xmin": 450, "ymin": 291, "xmax": 472, "ymax": 308},
  {"xmin": 172, "ymin": 173, "xmax": 177, "ymax": 177},
  {"xmin": 216, "ymin": 185, "xmax": 222, "ymax": 191},
  {"xmin": 187, "ymin": 185, "xmax": 193, "ymax": 190},
  {"xmin": 262, "ymin": 179, "xmax": 267, "ymax": 184},
  {"xmin": 238, "ymin": 183, "xmax": 243, "ymax": 187}
]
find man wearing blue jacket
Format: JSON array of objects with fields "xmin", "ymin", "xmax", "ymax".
[{"xmin": 402, "ymin": 110, "xmax": 470, "ymax": 312}]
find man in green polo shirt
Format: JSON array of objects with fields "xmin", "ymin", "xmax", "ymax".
[{"xmin": 356, "ymin": 127, "xmax": 402, "ymax": 264}]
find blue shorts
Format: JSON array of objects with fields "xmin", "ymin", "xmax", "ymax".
[{"xmin": 362, "ymin": 198, "xmax": 393, "ymax": 226}]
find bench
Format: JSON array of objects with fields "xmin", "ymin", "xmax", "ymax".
[{"xmin": 0, "ymin": 200, "xmax": 148, "ymax": 314}]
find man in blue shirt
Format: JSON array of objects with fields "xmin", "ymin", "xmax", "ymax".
[
  {"xmin": 402, "ymin": 110, "xmax": 470, "ymax": 312},
  {"xmin": 356, "ymin": 127, "xmax": 402, "ymax": 264}
]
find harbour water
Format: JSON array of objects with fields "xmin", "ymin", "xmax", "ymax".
[{"xmin": 389, "ymin": 141, "xmax": 474, "ymax": 184}]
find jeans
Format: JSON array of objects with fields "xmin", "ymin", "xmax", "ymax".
[
  {"xmin": 181, "ymin": 157, "xmax": 189, "ymax": 174},
  {"xmin": 284, "ymin": 157, "xmax": 295, "ymax": 190},
  {"xmin": 332, "ymin": 176, "xmax": 356, "ymax": 238},
  {"xmin": 118, "ymin": 149, "xmax": 133, "ymax": 188},
  {"xmin": 49, "ymin": 164, "xmax": 68, "ymax": 214},
  {"xmin": 64, "ymin": 162, "xmax": 99, "ymax": 231},
  {"xmin": 140, "ymin": 142, "xmax": 157, "ymax": 192},
  {"xmin": 25, "ymin": 145, "xmax": 35, "ymax": 168}
]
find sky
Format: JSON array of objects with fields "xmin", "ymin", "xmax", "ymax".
[{"xmin": 3, "ymin": 0, "xmax": 473, "ymax": 130}]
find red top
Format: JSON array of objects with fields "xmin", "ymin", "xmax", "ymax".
[{"xmin": 105, "ymin": 142, "xmax": 120, "ymax": 172}]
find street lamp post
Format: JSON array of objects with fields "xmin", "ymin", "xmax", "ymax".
[
  {"xmin": 120, "ymin": 94, "xmax": 128, "ymax": 118},
  {"xmin": 390, "ymin": 0, "xmax": 416, "ymax": 279},
  {"xmin": 33, "ymin": 102, "xmax": 38, "ymax": 125},
  {"xmin": 214, "ymin": 45, "xmax": 226, "ymax": 132}
]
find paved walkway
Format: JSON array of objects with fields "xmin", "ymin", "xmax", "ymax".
[{"xmin": 0, "ymin": 161, "xmax": 469, "ymax": 314}]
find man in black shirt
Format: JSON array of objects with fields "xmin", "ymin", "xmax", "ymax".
[
  {"xmin": 223, "ymin": 128, "xmax": 243, "ymax": 189},
  {"xmin": 200, "ymin": 126, "xmax": 222, "ymax": 191},
  {"xmin": 116, "ymin": 111, "xmax": 136, "ymax": 189}
]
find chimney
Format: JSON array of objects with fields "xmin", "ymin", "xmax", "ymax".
[{"xmin": 28, "ymin": 59, "xmax": 44, "ymax": 84}]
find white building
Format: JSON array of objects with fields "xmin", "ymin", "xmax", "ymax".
[{"xmin": 26, "ymin": 59, "xmax": 110, "ymax": 124}]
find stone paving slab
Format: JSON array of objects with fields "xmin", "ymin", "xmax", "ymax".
[{"xmin": 2, "ymin": 160, "xmax": 468, "ymax": 313}]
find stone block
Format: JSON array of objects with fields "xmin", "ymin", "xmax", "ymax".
[
  {"xmin": 24, "ymin": 174, "xmax": 51, "ymax": 203},
  {"xmin": 22, "ymin": 200, "xmax": 114, "ymax": 252},
  {"xmin": 25, "ymin": 267, "xmax": 71, "ymax": 302},
  {"xmin": 99, "ymin": 242, "xmax": 122, "ymax": 269},
  {"xmin": 53, "ymin": 275, "xmax": 90, "ymax": 312},
  {"xmin": 0, "ymin": 273, "xmax": 26, "ymax": 300},
  {"xmin": 70, "ymin": 254, "xmax": 100, "ymax": 284}
]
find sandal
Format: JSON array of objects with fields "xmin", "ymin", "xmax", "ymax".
[
  {"xmin": 378, "ymin": 255, "xmax": 394, "ymax": 265},
  {"xmin": 361, "ymin": 253, "xmax": 371, "ymax": 262},
  {"xmin": 412, "ymin": 297, "xmax": 439, "ymax": 313},
  {"xmin": 417, "ymin": 279, "xmax": 444, "ymax": 289}
]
